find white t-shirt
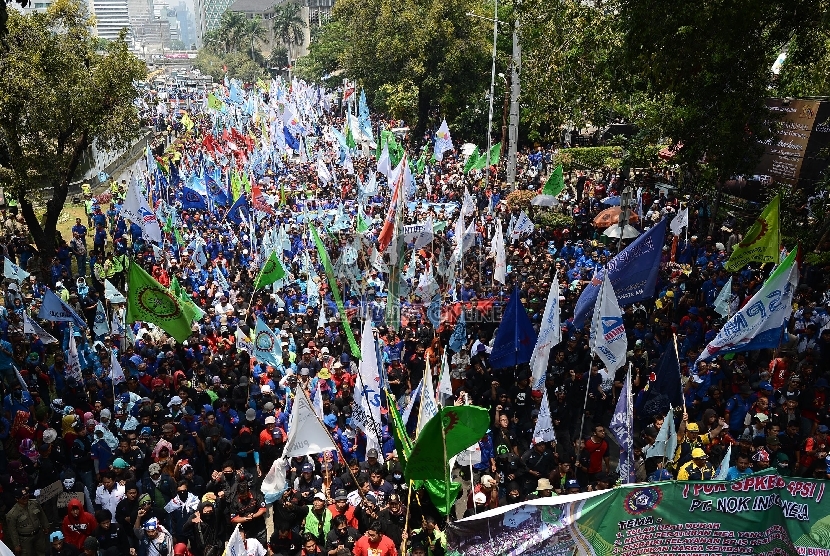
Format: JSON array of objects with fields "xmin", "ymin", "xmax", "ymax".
[{"xmin": 242, "ymin": 538, "xmax": 267, "ymax": 556}]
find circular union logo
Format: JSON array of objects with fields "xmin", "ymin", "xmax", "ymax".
[
  {"xmin": 261, "ymin": 258, "xmax": 277, "ymax": 276},
  {"xmin": 623, "ymin": 487, "xmax": 662, "ymax": 515},
  {"xmin": 137, "ymin": 286, "xmax": 180, "ymax": 320},
  {"xmin": 255, "ymin": 331, "xmax": 274, "ymax": 351}
]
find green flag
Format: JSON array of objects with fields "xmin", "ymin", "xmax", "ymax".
[
  {"xmin": 725, "ymin": 195, "xmax": 780, "ymax": 272},
  {"xmin": 356, "ymin": 206, "xmax": 370, "ymax": 234},
  {"xmin": 405, "ymin": 405, "xmax": 490, "ymax": 480},
  {"xmin": 414, "ymin": 150, "xmax": 427, "ymax": 176},
  {"xmin": 207, "ymin": 93, "xmax": 224, "ymax": 110},
  {"xmin": 488, "ymin": 141, "xmax": 502, "ymax": 162},
  {"xmin": 126, "ymin": 261, "xmax": 193, "ymax": 343},
  {"xmin": 385, "ymin": 391, "xmax": 461, "ymax": 516},
  {"xmin": 310, "ymin": 227, "xmax": 361, "ymax": 359},
  {"xmin": 170, "ymin": 277, "xmax": 204, "ymax": 323},
  {"xmin": 254, "ymin": 251, "xmax": 286, "ymax": 290},
  {"xmin": 463, "ymin": 147, "xmax": 480, "ymax": 173},
  {"xmin": 543, "ymin": 163, "xmax": 565, "ymax": 196},
  {"xmin": 345, "ymin": 122, "xmax": 356, "ymax": 149}
]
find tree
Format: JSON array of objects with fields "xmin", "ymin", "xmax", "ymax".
[
  {"xmin": 0, "ymin": 0, "xmax": 145, "ymax": 274},
  {"xmin": 333, "ymin": 0, "xmax": 491, "ymax": 141},
  {"xmin": 272, "ymin": 1, "xmax": 306, "ymax": 65},
  {"xmin": 240, "ymin": 15, "xmax": 267, "ymax": 60},
  {"xmin": 292, "ymin": 19, "xmax": 346, "ymax": 83}
]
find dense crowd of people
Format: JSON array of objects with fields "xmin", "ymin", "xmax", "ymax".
[{"xmin": 0, "ymin": 77, "xmax": 827, "ymax": 556}]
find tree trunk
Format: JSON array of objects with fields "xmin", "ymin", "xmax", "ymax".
[{"xmin": 413, "ymin": 84, "xmax": 431, "ymax": 150}]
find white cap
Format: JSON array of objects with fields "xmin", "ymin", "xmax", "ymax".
[{"xmin": 265, "ymin": 416, "xmax": 276, "ymax": 424}]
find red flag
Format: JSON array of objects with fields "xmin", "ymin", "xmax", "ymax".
[
  {"xmin": 377, "ymin": 163, "xmax": 405, "ymax": 253},
  {"xmin": 252, "ymin": 182, "xmax": 274, "ymax": 214}
]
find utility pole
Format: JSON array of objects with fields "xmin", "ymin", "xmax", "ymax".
[{"xmin": 506, "ymin": 6, "xmax": 520, "ymax": 190}]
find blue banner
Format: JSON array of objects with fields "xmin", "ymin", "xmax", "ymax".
[
  {"xmin": 573, "ymin": 219, "xmax": 668, "ymax": 328},
  {"xmin": 181, "ymin": 187, "xmax": 207, "ymax": 211}
]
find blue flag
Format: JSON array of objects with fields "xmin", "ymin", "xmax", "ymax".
[
  {"xmin": 181, "ymin": 187, "xmax": 207, "ymax": 211},
  {"xmin": 573, "ymin": 219, "xmax": 667, "ymax": 328},
  {"xmin": 427, "ymin": 295, "xmax": 441, "ymax": 329},
  {"xmin": 38, "ymin": 289, "xmax": 87, "ymax": 328},
  {"xmin": 610, "ymin": 368, "xmax": 636, "ymax": 484},
  {"xmin": 253, "ymin": 316, "xmax": 283, "ymax": 368},
  {"xmin": 489, "ymin": 287, "xmax": 538, "ymax": 369},
  {"xmin": 169, "ymin": 163, "xmax": 181, "ymax": 189},
  {"xmin": 227, "ymin": 195, "xmax": 249, "ymax": 225},
  {"xmin": 644, "ymin": 336, "xmax": 683, "ymax": 409},
  {"xmin": 205, "ymin": 167, "xmax": 229, "ymax": 206},
  {"xmin": 283, "ymin": 126, "xmax": 300, "ymax": 151},
  {"xmin": 449, "ymin": 311, "xmax": 466, "ymax": 352}
]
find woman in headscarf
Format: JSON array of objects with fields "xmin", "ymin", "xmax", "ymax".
[
  {"xmin": 62, "ymin": 412, "xmax": 79, "ymax": 449},
  {"xmin": 152, "ymin": 439, "xmax": 176, "ymax": 476},
  {"xmin": 10, "ymin": 410, "xmax": 35, "ymax": 446}
]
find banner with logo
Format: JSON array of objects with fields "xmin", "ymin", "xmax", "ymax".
[{"xmin": 446, "ymin": 471, "xmax": 830, "ymax": 556}]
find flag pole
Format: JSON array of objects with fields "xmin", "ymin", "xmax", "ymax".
[{"xmin": 438, "ymin": 405, "xmax": 452, "ymax": 526}]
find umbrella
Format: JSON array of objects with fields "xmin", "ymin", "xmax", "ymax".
[
  {"xmin": 603, "ymin": 224, "xmax": 641, "ymax": 239},
  {"xmin": 593, "ymin": 207, "xmax": 639, "ymax": 228},
  {"xmin": 600, "ymin": 195, "xmax": 621, "ymax": 206},
  {"xmin": 531, "ymin": 194, "xmax": 559, "ymax": 207}
]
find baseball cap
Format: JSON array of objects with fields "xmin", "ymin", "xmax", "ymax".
[
  {"xmin": 264, "ymin": 416, "xmax": 276, "ymax": 425},
  {"xmin": 301, "ymin": 463, "xmax": 313, "ymax": 473},
  {"xmin": 245, "ymin": 408, "xmax": 257, "ymax": 421},
  {"xmin": 565, "ymin": 479, "xmax": 580, "ymax": 489},
  {"xmin": 112, "ymin": 458, "xmax": 129, "ymax": 469},
  {"xmin": 313, "ymin": 492, "xmax": 326, "ymax": 501},
  {"xmin": 686, "ymin": 422, "xmax": 700, "ymax": 432},
  {"xmin": 334, "ymin": 489, "xmax": 348, "ymax": 501},
  {"xmin": 691, "ymin": 448, "xmax": 708, "ymax": 459},
  {"xmin": 143, "ymin": 518, "xmax": 159, "ymax": 530},
  {"xmin": 367, "ymin": 448, "xmax": 379, "ymax": 458}
]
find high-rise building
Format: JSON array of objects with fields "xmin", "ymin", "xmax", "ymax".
[
  {"xmin": 90, "ymin": 0, "xmax": 131, "ymax": 41},
  {"xmin": 195, "ymin": 0, "xmax": 234, "ymax": 47},
  {"xmin": 175, "ymin": 1, "xmax": 196, "ymax": 48}
]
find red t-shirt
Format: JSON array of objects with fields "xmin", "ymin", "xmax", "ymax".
[
  {"xmin": 583, "ymin": 437, "xmax": 608, "ymax": 474},
  {"xmin": 352, "ymin": 534, "xmax": 398, "ymax": 556}
]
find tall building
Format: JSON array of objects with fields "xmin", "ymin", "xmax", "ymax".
[
  {"xmin": 175, "ymin": 1, "xmax": 196, "ymax": 48},
  {"xmin": 195, "ymin": 0, "xmax": 234, "ymax": 46},
  {"xmin": 90, "ymin": 0, "xmax": 131, "ymax": 41}
]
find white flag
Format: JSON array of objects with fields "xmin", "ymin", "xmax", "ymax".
[
  {"xmin": 713, "ymin": 277, "xmax": 733, "ymax": 318},
  {"xmin": 3, "ymin": 258, "xmax": 29, "ymax": 282},
  {"xmin": 401, "ymin": 379, "xmax": 422, "ymax": 425},
  {"xmin": 22, "ymin": 313, "xmax": 57, "ymax": 344},
  {"xmin": 645, "ymin": 407, "xmax": 678, "ymax": 460},
  {"xmin": 589, "ymin": 272, "xmax": 627, "ymax": 373},
  {"xmin": 532, "ymin": 389, "xmax": 556, "ymax": 444},
  {"xmin": 66, "ymin": 325, "xmax": 83, "ymax": 383},
  {"xmin": 235, "ymin": 329, "xmax": 253, "ymax": 354},
  {"xmin": 669, "ymin": 206, "xmax": 689, "ymax": 236},
  {"xmin": 93, "ymin": 301, "xmax": 109, "ymax": 337},
  {"xmin": 462, "ymin": 187, "xmax": 476, "ymax": 217},
  {"xmin": 316, "ymin": 159, "xmax": 332, "ymax": 183},
  {"xmin": 353, "ymin": 320, "xmax": 382, "ymax": 444},
  {"xmin": 260, "ymin": 457, "xmax": 288, "ymax": 504},
  {"xmin": 343, "ymin": 152, "xmax": 355, "ymax": 175},
  {"xmin": 433, "ymin": 118, "xmax": 453, "ymax": 161},
  {"xmin": 697, "ymin": 251, "xmax": 798, "ymax": 364},
  {"xmin": 313, "ymin": 382, "xmax": 324, "ymax": 419},
  {"xmin": 227, "ymin": 525, "xmax": 245, "ymax": 556},
  {"xmin": 510, "ymin": 211, "xmax": 535, "ymax": 239},
  {"xmin": 418, "ymin": 359, "xmax": 439, "ymax": 433},
  {"xmin": 715, "ymin": 444, "xmax": 733, "ymax": 480},
  {"xmin": 376, "ymin": 143, "xmax": 391, "ymax": 178},
  {"xmin": 283, "ymin": 385, "xmax": 337, "ymax": 457},
  {"xmin": 104, "ymin": 280, "xmax": 126, "ymax": 304},
  {"xmin": 530, "ymin": 277, "xmax": 562, "ymax": 389},
  {"xmin": 412, "ymin": 216, "xmax": 434, "ymax": 250},
  {"xmin": 122, "ymin": 177, "xmax": 162, "ymax": 243},
  {"xmin": 110, "ymin": 356, "xmax": 126, "ymax": 385},
  {"xmin": 437, "ymin": 349, "xmax": 453, "ymax": 403},
  {"xmin": 491, "ymin": 219, "xmax": 506, "ymax": 284}
]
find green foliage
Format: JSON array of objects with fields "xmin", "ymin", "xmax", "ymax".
[
  {"xmin": 504, "ymin": 189, "xmax": 536, "ymax": 211},
  {"xmin": 519, "ymin": 0, "xmax": 620, "ymax": 137},
  {"xmin": 0, "ymin": 0, "xmax": 144, "ymax": 268},
  {"xmin": 198, "ymin": 10, "xmax": 270, "ymax": 79},
  {"xmin": 332, "ymin": 0, "xmax": 491, "ymax": 139},
  {"xmin": 552, "ymin": 147, "xmax": 622, "ymax": 172},
  {"xmin": 532, "ymin": 211, "xmax": 575, "ymax": 229},
  {"xmin": 292, "ymin": 19, "xmax": 346, "ymax": 83}
]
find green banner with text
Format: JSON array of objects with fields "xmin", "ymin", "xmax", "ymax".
[{"xmin": 447, "ymin": 471, "xmax": 830, "ymax": 556}]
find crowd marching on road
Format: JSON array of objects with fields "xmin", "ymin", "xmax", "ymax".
[{"xmin": 0, "ymin": 76, "xmax": 827, "ymax": 556}]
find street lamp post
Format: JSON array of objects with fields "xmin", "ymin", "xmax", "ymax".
[
  {"xmin": 498, "ymin": 72, "xmax": 508, "ymax": 157},
  {"xmin": 484, "ymin": 0, "xmax": 498, "ymax": 191}
]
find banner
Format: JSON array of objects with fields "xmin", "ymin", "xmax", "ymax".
[
  {"xmin": 447, "ymin": 471, "xmax": 830, "ymax": 556},
  {"xmin": 725, "ymin": 195, "xmax": 780, "ymax": 271}
]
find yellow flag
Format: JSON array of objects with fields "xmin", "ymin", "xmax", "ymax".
[{"xmin": 724, "ymin": 195, "xmax": 780, "ymax": 271}]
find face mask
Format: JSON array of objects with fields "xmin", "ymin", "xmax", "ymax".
[
  {"xmin": 178, "ymin": 491, "xmax": 188, "ymax": 501},
  {"xmin": 63, "ymin": 478, "xmax": 76, "ymax": 489},
  {"xmin": 224, "ymin": 472, "xmax": 235, "ymax": 482}
]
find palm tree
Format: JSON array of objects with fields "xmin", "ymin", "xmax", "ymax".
[
  {"xmin": 239, "ymin": 15, "xmax": 267, "ymax": 60},
  {"xmin": 271, "ymin": 1, "xmax": 306, "ymax": 68},
  {"xmin": 218, "ymin": 11, "xmax": 248, "ymax": 54}
]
